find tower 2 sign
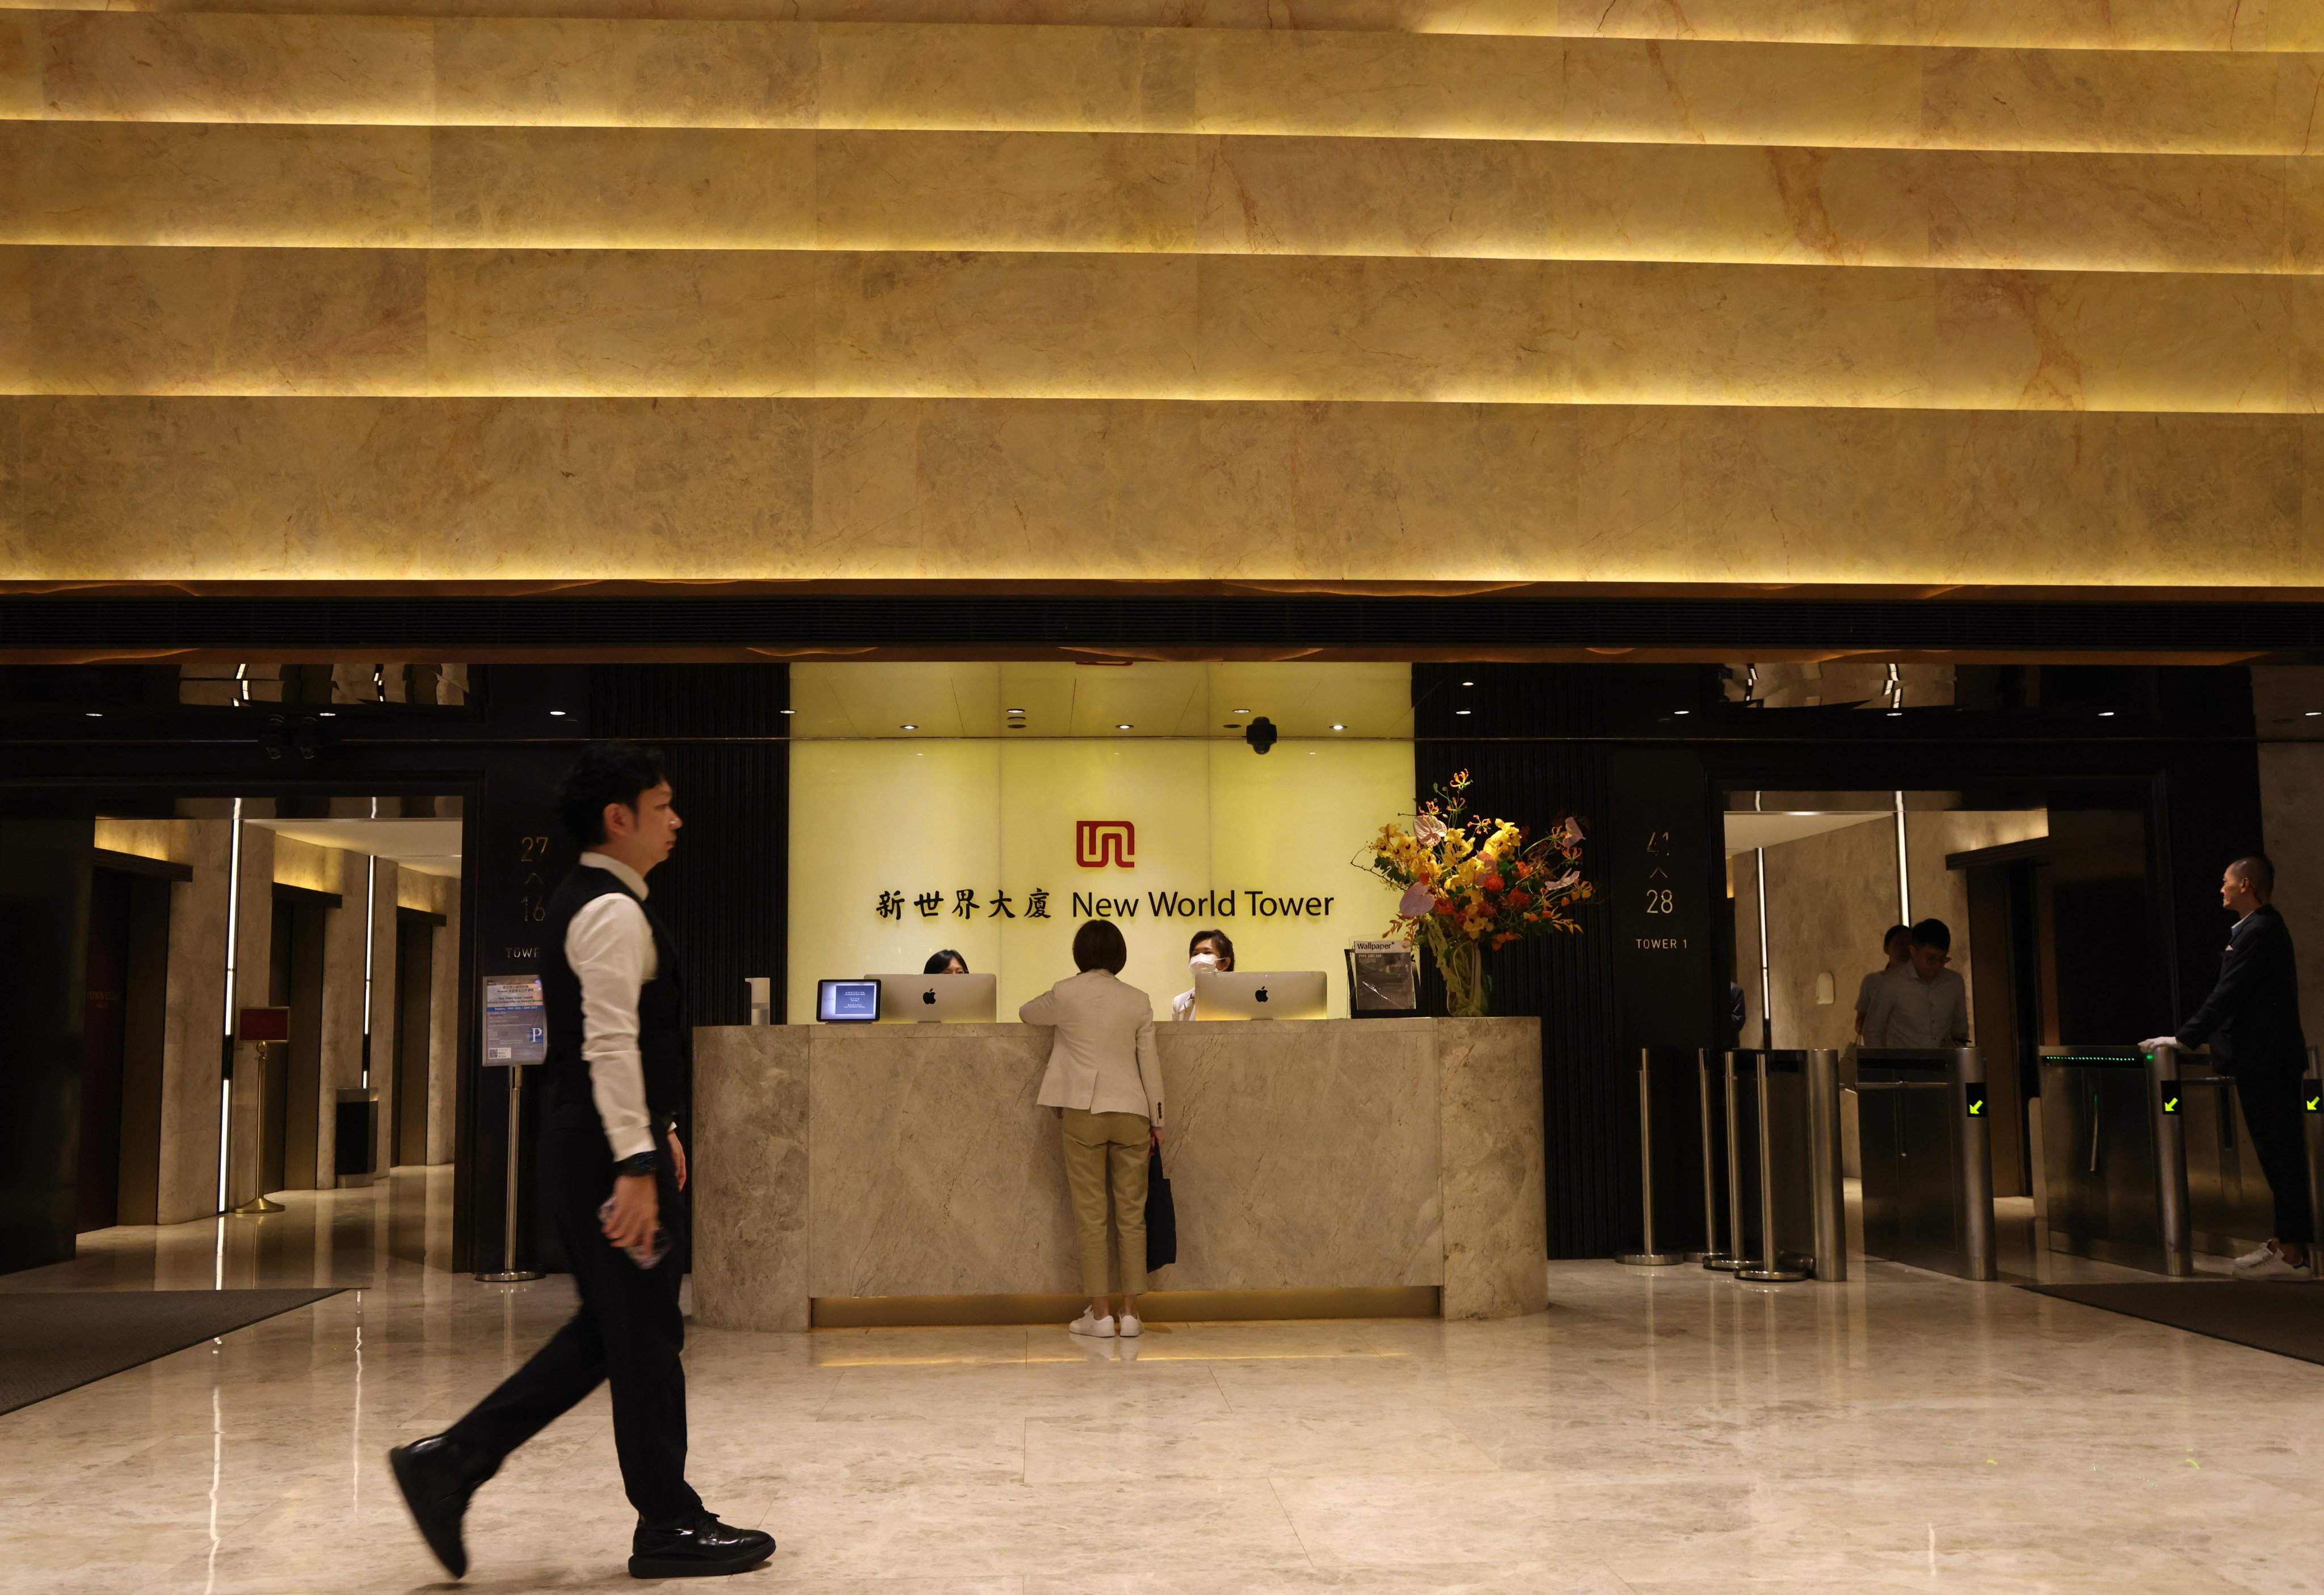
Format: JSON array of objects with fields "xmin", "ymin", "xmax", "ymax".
[{"xmin": 1075, "ymin": 820, "xmax": 1135, "ymax": 868}]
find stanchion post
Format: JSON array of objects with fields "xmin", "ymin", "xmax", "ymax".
[
  {"xmin": 1736, "ymin": 1052, "xmax": 1808, "ymax": 1283},
  {"xmin": 1707, "ymin": 1052, "xmax": 1746, "ymax": 1271},
  {"xmin": 1805, "ymin": 1048, "xmax": 1847, "ymax": 1282},
  {"xmin": 1699, "ymin": 1048, "xmax": 1734, "ymax": 1269},
  {"xmin": 1618, "ymin": 1049, "xmax": 1686, "ymax": 1265},
  {"xmin": 2148, "ymin": 1042, "xmax": 2193, "ymax": 1278},
  {"xmin": 1952, "ymin": 1046, "xmax": 1996, "ymax": 1282},
  {"xmin": 476, "ymin": 1062, "xmax": 543, "ymax": 1284},
  {"xmin": 2304, "ymin": 1047, "xmax": 2323, "ymax": 1262}
]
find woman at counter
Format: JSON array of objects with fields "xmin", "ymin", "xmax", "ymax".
[
  {"xmin": 924, "ymin": 950, "xmax": 969, "ymax": 975},
  {"xmin": 1020, "ymin": 919, "xmax": 1165, "ymax": 1339},
  {"xmin": 1170, "ymin": 928, "xmax": 1235, "ymax": 1022}
]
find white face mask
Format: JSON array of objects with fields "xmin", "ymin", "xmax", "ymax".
[{"xmin": 1189, "ymin": 952, "xmax": 1222, "ymax": 976}]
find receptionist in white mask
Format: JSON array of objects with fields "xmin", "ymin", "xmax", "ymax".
[{"xmin": 1171, "ymin": 929, "xmax": 1234, "ymax": 1022}]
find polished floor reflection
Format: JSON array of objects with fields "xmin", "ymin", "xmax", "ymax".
[{"xmin": 2, "ymin": 1171, "xmax": 2319, "ymax": 1593}]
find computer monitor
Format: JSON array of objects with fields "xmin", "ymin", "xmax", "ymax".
[
  {"xmin": 1193, "ymin": 969, "xmax": 1328, "ymax": 1020},
  {"xmin": 816, "ymin": 978, "xmax": 881, "ymax": 1023},
  {"xmin": 864, "ymin": 972, "xmax": 997, "ymax": 1023}
]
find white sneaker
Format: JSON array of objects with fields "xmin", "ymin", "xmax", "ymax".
[
  {"xmin": 2233, "ymin": 1243, "xmax": 2274, "ymax": 1269},
  {"xmin": 1068, "ymin": 1310, "xmax": 1117, "ymax": 1337},
  {"xmin": 2231, "ymin": 1245, "xmax": 2313, "ymax": 1282},
  {"xmin": 1118, "ymin": 1313, "xmax": 1143, "ymax": 1337}
]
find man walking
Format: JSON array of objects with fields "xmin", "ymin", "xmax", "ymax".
[
  {"xmin": 2145, "ymin": 855, "xmax": 2314, "ymax": 1281},
  {"xmin": 389, "ymin": 742, "xmax": 775, "ymax": 1579},
  {"xmin": 1861, "ymin": 919, "xmax": 1969, "ymax": 1049}
]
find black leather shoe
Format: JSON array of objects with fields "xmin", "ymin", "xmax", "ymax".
[
  {"xmin": 388, "ymin": 1434, "xmax": 493, "ymax": 1580},
  {"xmin": 629, "ymin": 1512, "xmax": 776, "ymax": 1579}
]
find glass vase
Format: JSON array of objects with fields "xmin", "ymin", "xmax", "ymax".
[{"xmin": 1431, "ymin": 930, "xmax": 1489, "ymax": 1018}]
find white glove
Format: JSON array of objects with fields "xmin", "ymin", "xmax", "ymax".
[{"xmin": 2137, "ymin": 1036, "xmax": 2180, "ymax": 1053}]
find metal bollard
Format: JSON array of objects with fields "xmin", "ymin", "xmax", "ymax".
[
  {"xmin": 1806, "ymin": 1048, "xmax": 1847, "ymax": 1282},
  {"xmin": 1698, "ymin": 1048, "xmax": 1736, "ymax": 1269},
  {"xmin": 1952, "ymin": 1045, "xmax": 1996, "ymax": 1282},
  {"xmin": 1617, "ymin": 1049, "xmax": 1687, "ymax": 1265},
  {"xmin": 1704, "ymin": 1051, "xmax": 1746, "ymax": 1271},
  {"xmin": 2306, "ymin": 1048, "xmax": 2324, "ymax": 1261},
  {"xmin": 2147, "ymin": 1042, "xmax": 2195, "ymax": 1277},
  {"xmin": 1736, "ymin": 1052, "xmax": 1809, "ymax": 1283}
]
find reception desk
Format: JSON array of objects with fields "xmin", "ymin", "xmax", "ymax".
[{"xmin": 692, "ymin": 1016, "xmax": 1546, "ymax": 1331}]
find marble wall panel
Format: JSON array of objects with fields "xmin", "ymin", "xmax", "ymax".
[
  {"xmin": 818, "ymin": 128, "xmax": 1198, "ymax": 252},
  {"xmin": 1155, "ymin": 1018, "xmax": 1444, "ymax": 1290},
  {"xmin": 1, "ymin": 121, "xmax": 2303, "ymax": 274},
  {"xmin": 17, "ymin": 245, "xmax": 427, "ymax": 395},
  {"xmin": 803, "ymin": 1024, "xmax": 1077, "ymax": 1297},
  {"xmin": 1, "ymin": 0, "xmax": 2316, "ymax": 53},
  {"xmin": 692, "ymin": 1024, "xmax": 810, "ymax": 1331},
  {"xmin": 12, "ymin": 396, "xmax": 2324, "ymax": 585},
  {"xmin": 33, "ymin": 12, "xmax": 435, "ymax": 124},
  {"xmin": 1435, "ymin": 1015, "xmax": 1546, "ymax": 1319},
  {"xmin": 311, "ymin": 844, "xmax": 367, "ymax": 1187},
  {"xmin": 431, "ymin": 126, "xmax": 813, "ymax": 248},
  {"xmin": 0, "ymin": 123, "xmax": 431, "ymax": 247},
  {"xmin": 15, "ymin": 246, "xmax": 2319, "ymax": 408},
  {"xmin": 154, "ymin": 816, "xmax": 228, "ymax": 1224},
  {"xmin": 5, "ymin": 14, "xmax": 2312, "ymax": 154},
  {"xmin": 432, "ymin": 16, "xmax": 817, "ymax": 128},
  {"xmin": 424, "ymin": 247, "xmax": 815, "ymax": 395},
  {"xmin": 815, "ymin": 249, "xmax": 1198, "ymax": 397}
]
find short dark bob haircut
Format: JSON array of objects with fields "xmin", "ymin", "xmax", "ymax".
[
  {"xmin": 1881, "ymin": 923, "xmax": 1912, "ymax": 953},
  {"xmin": 555, "ymin": 741, "xmax": 669, "ymax": 847},
  {"xmin": 1072, "ymin": 918, "xmax": 1128, "ymax": 974},
  {"xmin": 1188, "ymin": 928, "xmax": 1235, "ymax": 965},
  {"xmin": 925, "ymin": 950, "xmax": 969, "ymax": 974}
]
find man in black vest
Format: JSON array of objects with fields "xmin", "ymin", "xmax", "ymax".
[
  {"xmin": 389, "ymin": 742, "xmax": 774, "ymax": 1579},
  {"xmin": 2145, "ymin": 853, "xmax": 2313, "ymax": 1281}
]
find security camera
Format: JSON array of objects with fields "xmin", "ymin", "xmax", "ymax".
[{"xmin": 1244, "ymin": 716, "xmax": 1278, "ymax": 754}]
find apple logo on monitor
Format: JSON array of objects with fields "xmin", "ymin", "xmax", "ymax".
[
  {"xmin": 922, "ymin": 988, "xmax": 937, "ymax": 1005},
  {"xmin": 1255, "ymin": 985, "xmax": 1269, "ymax": 1003}
]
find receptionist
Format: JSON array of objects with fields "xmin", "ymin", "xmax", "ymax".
[
  {"xmin": 925, "ymin": 950, "xmax": 968, "ymax": 975},
  {"xmin": 1171, "ymin": 929, "xmax": 1233, "ymax": 1021}
]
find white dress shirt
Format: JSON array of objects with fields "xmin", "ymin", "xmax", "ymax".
[
  {"xmin": 570, "ymin": 850, "xmax": 658, "ymax": 1161},
  {"xmin": 1171, "ymin": 988, "xmax": 1197, "ymax": 1023},
  {"xmin": 1862, "ymin": 961, "xmax": 1969, "ymax": 1049},
  {"xmin": 1021, "ymin": 968, "xmax": 1165, "ymax": 1125}
]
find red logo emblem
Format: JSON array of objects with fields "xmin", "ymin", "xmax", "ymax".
[{"xmin": 1075, "ymin": 820, "xmax": 1135, "ymax": 869}]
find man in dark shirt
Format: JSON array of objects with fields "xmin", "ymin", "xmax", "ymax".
[{"xmin": 2144, "ymin": 854, "xmax": 2312, "ymax": 1280}]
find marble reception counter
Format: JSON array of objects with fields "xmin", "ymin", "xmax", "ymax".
[{"xmin": 691, "ymin": 1016, "xmax": 1546, "ymax": 1331}]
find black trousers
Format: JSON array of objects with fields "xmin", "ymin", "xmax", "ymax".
[
  {"xmin": 2235, "ymin": 1067, "xmax": 2315, "ymax": 1247},
  {"xmin": 448, "ymin": 1104, "xmax": 701, "ymax": 1525}
]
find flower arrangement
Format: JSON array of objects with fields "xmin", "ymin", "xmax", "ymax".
[{"xmin": 1362, "ymin": 770, "xmax": 1593, "ymax": 1017}]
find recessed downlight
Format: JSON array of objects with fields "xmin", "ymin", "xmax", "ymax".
[
  {"xmin": 1331, "ymin": 723, "xmax": 1346, "ymax": 731},
  {"xmin": 900, "ymin": 723, "xmax": 917, "ymax": 730},
  {"xmin": 549, "ymin": 709, "xmax": 566, "ymax": 717},
  {"xmin": 1116, "ymin": 723, "xmax": 1134, "ymax": 730},
  {"xmin": 1455, "ymin": 708, "xmax": 1472, "ymax": 716}
]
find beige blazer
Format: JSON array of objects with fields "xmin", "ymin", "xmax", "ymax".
[{"xmin": 1020, "ymin": 969, "xmax": 1165, "ymax": 1125}]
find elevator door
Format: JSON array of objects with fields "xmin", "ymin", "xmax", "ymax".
[
  {"xmin": 393, "ymin": 914, "xmax": 435, "ymax": 1166},
  {"xmin": 267, "ymin": 897, "xmax": 328, "ymax": 1193}
]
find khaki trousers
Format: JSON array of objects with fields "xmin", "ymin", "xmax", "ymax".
[{"xmin": 1060, "ymin": 1107, "xmax": 1151, "ymax": 1297}]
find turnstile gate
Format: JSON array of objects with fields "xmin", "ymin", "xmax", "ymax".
[
  {"xmin": 2041, "ymin": 1043, "xmax": 2324, "ymax": 1276},
  {"xmin": 1855, "ymin": 1047, "xmax": 1995, "ymax": 1281}
]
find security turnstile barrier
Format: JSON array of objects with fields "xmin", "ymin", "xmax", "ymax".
[
  {"xmin": 2041, "ymin": 1043, "xmax": 2319, "ymax": 1276},
  {"xmin": 1855, "ymin": 1047, "xmax": 1995, "ymax": 1281},
  {"xmin": 1694, "ymin": 1049, "xmax": 1846, "ymax": 1283}
]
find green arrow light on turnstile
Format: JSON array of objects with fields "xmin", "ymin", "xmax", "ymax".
[
  {"xmin": 2162, "ymin": 1095, "xmax": 2181, "ymax": 1115},
  {"xmin": 2307, "ymin": 1094, "xmax": 2321, "ymax": 1113},
  {"xmin": 1966, "ymin": 1092, "xmax": 1984, "ymax": 1117}
]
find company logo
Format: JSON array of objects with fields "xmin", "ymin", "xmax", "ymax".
[
  {"xmin": 1255, "ymin": 985, "xmax": 1270, "ymax": 1004},
  {"xmin": 1075, "ymin": 820, "xmax": 1136, "ymax": 869}
]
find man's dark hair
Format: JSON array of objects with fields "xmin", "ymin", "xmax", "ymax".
[
  {"xmin": 2230, "ymin": 855, "xmax": 2276, "ymax": 900},
  {"xmin": 1881, "ymin": 923, "xmax": 1912, "ymax": 953},
  {"xmin": 1073, "ymin": 918, "xmax": 1128, "ymax": 974},
  {"xmin": 554, "ymin": 741, "xmax": 668, "ymax": 847},
  {"xmin": 1188, "ymin": 928, "xmax": 1235, "ymax": 964},
  {"xmin": 1910, "ymin": 918, "xmax": 1951, "ymax": 954}
]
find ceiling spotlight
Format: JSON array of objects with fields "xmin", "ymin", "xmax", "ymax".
[
  {"xmin": 83, "ymin": 711, "xmax": 102, "ymax": 719},
  {"xmin": 1887, "ymin": 711, "xmax": 1903, "ymax": 718},
  {"xmin": 779, "ymin": 708, "xmax": 796, "ymax": 716},
  {"xmin": 319, "ymin": 711, "xmax": 336, "ymax": 718},
  {"xmin": 1331, "ymin": 723, "xmax": 1346, "ymax": 731},
  {"xmin": 1116, "ymin": 723, "xmax": 1134, "ymax": 730},
  {"xmin": 549, "ymin": 710, "xmax": 566, "ymax": 717},
  {"xmin": 1233, "ymin": 708, "xmax": 1251, "ymax": 715},
  {"xmin": 2307, "ymin": 711, "xmax": 2322, "ymax": 718},
  {"xmin": 1674, "ymin": 710, "xmax": 1690, "ymax": 716},
  {"xmin": 1455, "ymin": 708, "xmax": 1472, "ymax": 716},
  {"xmin": 1460, "ymin": 680, "xmax": 1475, "ymax": 687},
  {"xmin": 900, "ymin": 723, "xmax": 917, "ymax": 730},
  {"xmin": 2099, "ymin": 711, "xmax": 2116, "ymax": 718},
  {"xmin": 1007, "ymin": 708, "xmax": 1025, "ymax": 715}
]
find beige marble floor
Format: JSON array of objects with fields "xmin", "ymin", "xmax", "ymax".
[{"xmin": 2, "ymin": 1168, "xmax": 2319, "ymax": 1594}]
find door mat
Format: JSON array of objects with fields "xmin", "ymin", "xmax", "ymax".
[
  {"xmin": 0, "ymin": 1289, "xmax": 340, "ymax": 1414},
  {"xmin": 2022, "ymin": 1280, "xmax": 2324, "ymax": 1365}
]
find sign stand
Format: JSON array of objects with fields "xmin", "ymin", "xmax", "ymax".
[{"xmin": 477, "ymin": 976, "xmax": 548, "ymax": 1283}]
